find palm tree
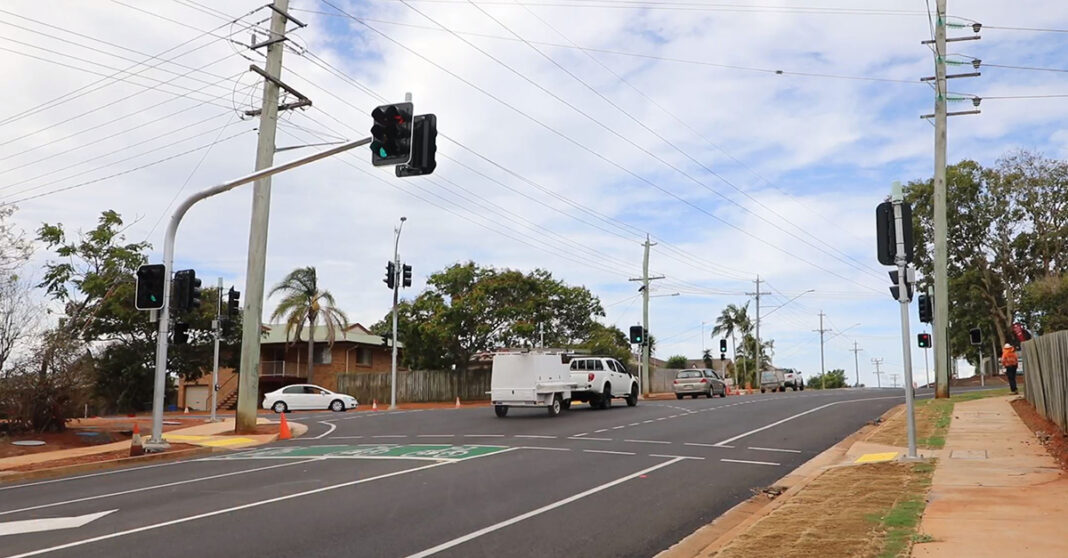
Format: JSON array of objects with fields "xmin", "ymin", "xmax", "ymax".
[
  {"xmin": 712, "ymin": 303, "xmax": 751, "ymax": 388},
  {"xmin": 269, "ymin": 267, "xmax": 349, "ymax": 384}
]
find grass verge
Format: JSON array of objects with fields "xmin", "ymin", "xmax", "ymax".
[{"xmin": 866, "ymin": 388, "xmax": 1010, "ymax": 449}]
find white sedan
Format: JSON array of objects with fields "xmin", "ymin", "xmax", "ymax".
[{"xmin": 262, "ymin": 384, "xmax": 358, "ymax": 413}]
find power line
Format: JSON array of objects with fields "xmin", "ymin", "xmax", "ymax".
[{"xmin": 374, "ymin": 0, "xmax": 928, "ymax": 16}]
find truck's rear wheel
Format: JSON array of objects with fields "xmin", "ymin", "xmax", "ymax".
[
  {"xmin": 494, "ymin": 405, "xmax": 508, "ymax": 418},
  {"xmin": 548, "ymin": 395, "xmax": 562, "ymax": 416},
  {"xmin": 626, "ymin": 384, "xmax": 638, "ymax": 407},
  {"xmin": 601, "ymin": 384, "xmax": 612, "ymax": 409}
]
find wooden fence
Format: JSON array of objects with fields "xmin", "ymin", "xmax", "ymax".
[
  {"xmin": 1023, "ymin": 329, "xmax": 1068, "ymax": 433},
  {"xmin": 336, "ymin": 369, "xmax": 492, "ymax": 403}
]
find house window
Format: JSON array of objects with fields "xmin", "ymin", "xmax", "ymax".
[
  {"xmin": 356, "ymin": 347, "xmax": 372, "ymax": 366},
  {"xmin": 314, "ymin": 345, "xmax": 332, "ymax": 364}
]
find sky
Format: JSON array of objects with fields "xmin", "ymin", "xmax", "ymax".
[{"xmin": 2, "ymin": 0, "xmax": 1067, "ymax": 388}]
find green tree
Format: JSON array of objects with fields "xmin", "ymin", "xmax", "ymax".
[
  {"xmin": 666, "ymin": 355, "xmax": 688, "ymax": 369},
  {"xmin": 0, "ymin": 204, "xmax": 32, "ymax": 275},
  {"xmin": 575, "ymin": 323, "xmax": 633, "ymax": 367},
  {"xmin": 36, "ymin": 211, "xmax": 236, "ymax": 412},
  {"xmin": 712, "ymin": 303, "xmax": 751, "ymax": 387},
  {"xmin": 268, "ymin": 266, "xmax": 349, "ymax": 385},
  {"xmin": 806, "ymin": 368, "xmax": 847, "ymax": 390},
  {"xmin": 377, "ymin": 262, "xmax": 603, "ymax": 371},
  {"xmin": 702, "ymin": 349, "xmax": 714, "ymax": 368}
]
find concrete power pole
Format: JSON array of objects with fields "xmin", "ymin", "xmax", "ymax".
[
  {"xmin": 871, "ymin": 358, "xmax": 884, "ymax": 388},
  {"xmin": 746, "ymin": 276, "xmax": 771, "ymax": 386},
  {"xmin": 932, "ymin": 0, "xmax": 950, "ymax": 400},
  {"xmin": 814, "ymin": 311, "xmax": 830, "ymax": 388},
  {"xmin": 390, "ymin": 217, "xmax": 406, "ymax": 410},
  {"xmin": 236, "ymin": 0, "xmax": 292, "ymax": 433},
  {"xmin": 850, "ymin": 341, "xmax": 862, "ymax": 388},
  {"xmin": 210, "ymin": 277, "xmax": 222, "ymax": 422},
  {"xmin": 630, "ymin": 235, "xmax": 663, "ymax": 396}
]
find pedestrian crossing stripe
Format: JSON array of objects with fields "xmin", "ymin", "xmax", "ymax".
[{"xmin": 211, "ymin": 444, "xmax": 509, "ymax": 461}]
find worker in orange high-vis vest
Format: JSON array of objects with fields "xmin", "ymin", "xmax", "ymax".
[{"xmin": 1001, "ymin": 344, "xmax": 1019, "ymax": 394}]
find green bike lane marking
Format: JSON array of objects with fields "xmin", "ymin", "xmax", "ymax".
[{"xmin": 210, "ymin": 444, "xmax": 510, "ymax": 461}]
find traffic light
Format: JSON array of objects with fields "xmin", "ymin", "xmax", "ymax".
[
  {"xmin": 135, "ymin": 264, "xmax": 166, "ymax": 310},
  {"xmin": 173, "ymin": 322, "xmax": 189, "ymax": 345},
  {"xmin": 969, "ymin": 327, "xmax": 982, "ymax": 346},
  {"xmin": 629, "ymin": 325, "xmax": 644, "ymax": 345},
  {"xmin": 917, "ymin": 333, "xmax": 931, "ymax": 348},
  {"xmin": 384, "ymin": 261, "xmax": 396, "ymax": 290},
  {"xmin": 396, "ymin": 114, "xmax": 437, "ymax": 177},
  {"xmin": 888, "ymin": 270, "xmax": 914, "ymax": 302},
  {"xmin": 719, "ymin": 338, "xmax": 728, "ymax": 354},
  {"xmin": 173, "ymin": 270, "xmax": 202, "ymax": 312},
  {"xmin": 917, "ymin": 293, "xmax": 932, "ymax": 323},
  {"xmin": 875, "ymin": 201, "xmax": 914, "ymax": 266},
  {"xmin": 402, "ymin": 264, "xmax": 412, "ymax": 288},
  {"xmin": 226, "ymin": 287, "xmax": 241, "ymax": 319},
  {"xmin": 370, "ymin": 102, "xmax": 414, "ymax": 167}
]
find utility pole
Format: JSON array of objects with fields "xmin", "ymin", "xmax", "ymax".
[
  {"xmin": 236, "ymin": 0, "xmax": 292, "ymax": 433},
  {"xmin": 390, "ymin": 217, "xmax": 406, "ymax": 410},
  {"xmin": 850, "ymin": 341, "xmax": 862, "ymax": 388},
  {"xmin": 629, "ymin": 235, "xmax": 663, "ymax": 396},
  {"xmin": 871, "ymin": 358, "xmax": 884, "ymax": 388},
  {"xmin": 746, "ymin": 276, "xmax": 771, "ymax": 386},
  {"xmin": 210, "ymin": 277, "xmax": 222, "ymax": 423},
  {"xmin": 814, "ymin": 311, "xmax": 830, "ymax": 389},
  {"xmin": 932, "ymin": 0, "xmax": 950, "ymax": 400},
  {"xmin": 890, "ymin": 373, "xmax": 900, "ymax": 388}
]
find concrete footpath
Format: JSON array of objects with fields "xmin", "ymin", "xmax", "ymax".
[{"xmin": 912, "ymin": 395, "xmax": 1068, "ymax": 557}]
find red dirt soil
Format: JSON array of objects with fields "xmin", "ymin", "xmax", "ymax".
[
  {"xmin": 1011, "ymin": 397, "xmax": 1068, "ymax": 473},
  {"xmin": 5, "ymin": 443, "xmax": 199, "ymax": 472},
  {"xmin": 1, "ymin": 416, "xmax": 205, "ymax": 459}
]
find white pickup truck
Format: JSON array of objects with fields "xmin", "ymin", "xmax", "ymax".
[
  {"xmin": 567, "ymin": 356, "xmax": 640, "ymax": 409},
  {"xmin": 489, "ymin": 352, "xmax": 581, "ymax": 417}
]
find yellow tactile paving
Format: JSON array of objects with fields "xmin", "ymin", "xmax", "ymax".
[{"xmin": 854, "ymin": 452, "xmax": 898, "ymax": 464}]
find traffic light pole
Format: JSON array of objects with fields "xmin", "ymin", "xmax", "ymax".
[
  {"xmin": 210, "ymin": 277, "xmax": 222, "ymax": 423},
  {"xmin": 390, "ymin": 217, "xmax": 406, "ymax": 410},
  {"xmin": 891, "ymin": 183, "xmax": 918, "ymax": 459},
  {"xmin": 143, "ymin": 136, "xmax": 372, "ymax": 450}
]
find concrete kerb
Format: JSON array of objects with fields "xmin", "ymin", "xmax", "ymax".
[
  {"xmin": 657, "ymin": 404, "xmax": 905, "ymax": 558},
  {"xmin": 0, "ymin": 419, "xmax": 308, "ymax": 485}
]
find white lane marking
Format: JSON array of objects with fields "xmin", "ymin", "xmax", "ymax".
[
  {"xmin": 464, "ymin": 434, "xmax": 504, "ymax": 438},
  {"xmin": 519, "ymin": 446, "xmax": 571, "ymax": 452},
  {"xmin": 514, "ymin": 435, "xmax": 556, "ymax": 439},
  {"xmin": 650, "ymin": 454, "xmax": 704, "ymax": 460},
  {"xmin": 4, "ymin": 461, "xmax": 451, "ymax": 558},
  {"xmin": 571, "ymin": 433, "xmax": 589, "ymax": 437},
  {"xmin": 0, "ymin": 459, "xmax": 199, "ymax": 492},
  {"xmin": 611, "ymin": 426, "xmax": 625, "ymax": 430},
  {"xmin": 712, "ymin": 395, "xmax": 901, "ymax": 447},
  {"xmin": 417, "ymin": 435, "xmax": 455, "ymax": 438},
  {"xmin": 720, "ymin": 458, "xmax": 780, "ymax": 466},
  {"xmin": 313, "ymin": 421, "xmax": 337, "ymax": 440},
  {"xmin": 0, "ymin": 510, "xmax": 116, "ymax": 537},
  {"xmin": 593, "ymin": 429, "xmax": 608, "ymax": 433},
  {"xmin": 583, "ymin": 449, "xmax": 635, "ymax": 456},
  {"xmin": 684, "ymin": 442, "xmax": 734, "ymax": 449},
  {"xmin": 642, "ymin": 420, "xmax": 655, "ymax": 424},
  {"xmin": 455, "ymin": 447, "xmax": 521, "ymax": 462},
  {"xmin": 655, "ymin": 417, "xmax": 666, "ymax": 421},
  {"xmin": 0, "ymin": 459, "xmax": 321, "ymax": 517},
  {"xmin": 748, "ymin": 447, "xmax": 803, "ymax": 454},
  {"xmin": 624, "ymin": 439, "xmax": 671, "ymax": 445},
  {"xmin": 568, "ymin": 437, "xmax": 611, "ymax": 441},
  {"xmin": 628, "ymin": 423, "xmax": 640, "ymax": 427},
  {"xmin": 329, "ymin": 436, "xmax": 363, "ymax": 439},
  {"xmin": 372, "ymin": 435, "xmax": 407, "ymax": 438},
  {"xmin": 404, "ymin": 457, "xmax": 685, "ymax": 558}
]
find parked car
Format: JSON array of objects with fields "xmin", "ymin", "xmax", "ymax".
[
  {"xmin": 568, "ymin": 356, "xmax": 639, "ymax": 409},
  {"xmin": 782, "ymin": 368, "xmax": 805, "ymax": 391},
  {"xmin": 262, "ymin": 384, "xmax": 358, "ymax": 413},
  {"xmin": 674, "ymin": 369, "xmax": 728, "ymax": 399},
  {"xmin": 760, "ymin": 369, "xmax": 786, "ymax": 393}
]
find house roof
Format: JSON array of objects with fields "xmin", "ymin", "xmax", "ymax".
[{"xmin": 261, "ymin": 323, "xmax": 403, "ymax": 348}]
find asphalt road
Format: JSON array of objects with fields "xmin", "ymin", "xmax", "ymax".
[{"xmin": 1, "ymin": 388, "xmax": 920, "ymax": 558}]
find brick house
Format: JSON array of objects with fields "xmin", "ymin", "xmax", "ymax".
[{"xmin": 177, "ymin": 323, "xmax": 403, "ymax": 412}]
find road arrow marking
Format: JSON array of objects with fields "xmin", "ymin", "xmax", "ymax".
[{"xmin": 0, "ymin": 510, "xmax": 116, "ymax": 537}]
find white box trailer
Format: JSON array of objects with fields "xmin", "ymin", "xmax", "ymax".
[{"xmin": 489, "ymin": 351, "xmax": 580, "ymax": 417}]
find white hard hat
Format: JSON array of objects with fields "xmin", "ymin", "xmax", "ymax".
[{"xmin": 1004, "ymin": 343, "xmax": 1013, "ymax": 349}]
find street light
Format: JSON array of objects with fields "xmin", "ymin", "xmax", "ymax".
[{"xmin": 390, "ymin": 216, "xmax": 406, "ymax": 410}]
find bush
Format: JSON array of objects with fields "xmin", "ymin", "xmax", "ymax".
[
  {"xmin": 666, "ymin": 355, "xmax": 689, "ymax": 369},
  {"xmin": 0, "ymin": 331, "xmax": 94, "ymax": 432}
]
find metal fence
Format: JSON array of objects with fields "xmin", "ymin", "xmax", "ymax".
[
  {"xmin": 336, "ymin": 369, "xmax": 492, "ymax": 403},
  {"xmin": 1023, "ymin": 329, "xmax": 1068, "ymax": 433}
]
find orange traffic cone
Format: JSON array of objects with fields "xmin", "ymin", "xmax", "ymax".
[
  {"xmin": 184, "ymin": 406, "xmax": 189, "ymax": 414},
  {"xmin": 455, "ymin": 397, "xmax": 461, "ymax": 408},
  {"xmin": 372, "ymin": 399, "xmax": 379, "ymax": 411},
  {"xmin": 278, "ymin": 412, "xmax": 291, "ymax": 440},
  {"xmin": 129, "ymin": 423, "xmax": 144, "ymax": 457}
]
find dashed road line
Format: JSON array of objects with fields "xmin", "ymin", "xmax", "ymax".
[
  {"xmin": 720, "ymin": 458, "xmax": 780, "ymax": 466},
  {"xmin": 464, "ymin": 434, "xmax": 504, "ymax": 438},
  {"xmin": 329, "ymin": 436, "xmax": 363, "ymax": 440},
  {"xmin": 571, "ymin": 433, "xmax": 589, "ymax": 437},
  {"xmin": 641, "ymin": 420, "xmax": 654, "ymax": 424},
  {"xmin": 593, "ymin": 428, "xmax": 609, "ymax": 433},
  {"xmin": 628, "ymin": 423, "xmax": 640, "ymax": 427},
  {"xmin": 569, "ymin": 437, "xmax": 611, "ymax": 441},
  {"xmin": 514, "ymin": 435, "xmax": 556, "ymax": 439},
  {"xmin": 685, "ymin": 442, "xmax": 734, "ymax": 448},
  {"xmin": 650, "ymin": 454, "xmax": 704, "ymax": 460},
  {"xmin": 520, "ymin": 446, "xmax": 571, "ymax": 452},
  {"xmin": 583, "ymin": 449, "xmax": 636, "ymax": 456},
  {"xmin": 612, "ymin": 426, "xmax": 625, "ymax": 430},
  {"xmin": 624, "ymin": 439, "xmax": 671, "ymax": 445},
  {"xmin": 372, "ymin": 435, "xmax": 406, "ymax": 439},
  {"xmin": 748, "ymin": 446, "xmax": 802, "ymax": 454},
  {"xmin": 417, "ymin": 435, "xmax": 455, "ymax": 438}
]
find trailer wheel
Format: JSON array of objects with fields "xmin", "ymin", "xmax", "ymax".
[
  {"xmin": 494, "ymin": 405, "xmax": 509, "ymax": 418},
  {"xmin": 548, "ymin": 395, "xmax": 562, "ymax": 417}
]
